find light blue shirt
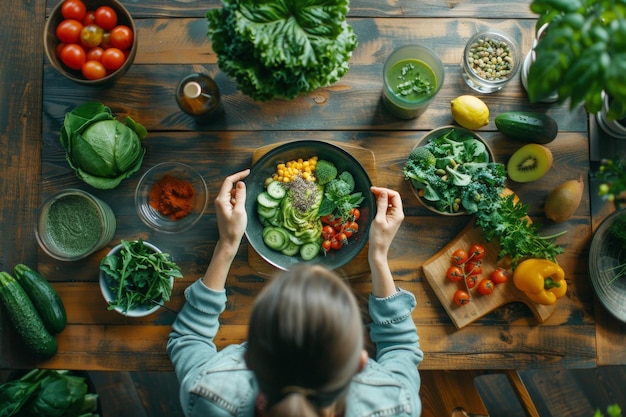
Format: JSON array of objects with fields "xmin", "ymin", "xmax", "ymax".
[{"xmin": 168, "ymin": 279, "xmax": 423, "ymax": 417}]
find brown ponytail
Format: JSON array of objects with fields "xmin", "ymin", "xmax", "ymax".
[{"xmin": 247, "ymin": 264, "xmax": 363, "ymax": 415}]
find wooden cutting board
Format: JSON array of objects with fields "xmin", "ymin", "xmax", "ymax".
[
  {"xmin": 248, "ymin": 141, "xmax": 376, "ymax": 278},
  {"xmin": 422, "ymin": 220, "xmax": 557, "ymax": 329}
]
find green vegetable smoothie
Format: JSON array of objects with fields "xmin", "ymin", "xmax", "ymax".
[
  {"xmin": 386, "ymin": 59, "xmax": 436, "ymax": 102},
  {"xmin": 382, "ymin": 45, "xmax": 445, "ymax": 119},
  {"xmin": 37, "ymin": 190, "xmax": 116, "ymax": 261}
]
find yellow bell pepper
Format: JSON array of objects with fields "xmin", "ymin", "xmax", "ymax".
[{"xmin": 513, "ymin": 258, "xmax": 567, "ymax": 305}]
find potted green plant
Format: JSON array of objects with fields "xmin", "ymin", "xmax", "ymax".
[{"xmin": 525, "ymin": 0, "xmax": 626, "ymax": 121}]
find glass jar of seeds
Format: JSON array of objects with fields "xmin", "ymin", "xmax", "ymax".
[{"xmin": 461, "ymin": 30, "xmax": 520, "ymax": 93}]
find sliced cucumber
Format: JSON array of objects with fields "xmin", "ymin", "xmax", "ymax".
[
  {"xmin": 257, "ymin": 192, "xmax": 280, "ymax": 209},
  {"xmin": 257, "ymin": 205, "xmax": 277, "ymax": 219},
  {"xmin": 263, "ymin": 227, "xmax": 291, "ymax": 251},
  {"xmin": 281, "ymin": 240, "xmax": 301, "ymax": 256},
  {"xmin": 300, "ymin": 242, "xmax": 321, "ymax": 261},
  {"xmin": 266, "ymin": 181, "xmax": 286, "ymax": 200}
]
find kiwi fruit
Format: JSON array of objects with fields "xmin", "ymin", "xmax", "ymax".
[
  {"xmin": 507, "ymin": 144, "xmax": 553, "ymax": 183},
  {"xmin": 545, "ymin": 176, "xmax": 584, "ymax": 222}
]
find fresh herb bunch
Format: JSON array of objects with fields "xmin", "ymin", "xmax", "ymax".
[
  {"xmin": 100, "ymin": 240, "xmax": 182, "ymax": 313},
  {"xmin": 527, "ymin": 0, "xmax": 626, "ymax": 119},
  {"xmin": 475, "ymin": 193, "xmax": 565, "ymax": 268},
  {"xmin": 595, "ymin": 159, "xmax": 626, "ymax": 204},
  {"xmin": 206, "ymin": 0, "xmax": 357, "ymax": 101},
  {"xmin": 403, "ymin": 129, "xmax": 507, "ymax": 214}
]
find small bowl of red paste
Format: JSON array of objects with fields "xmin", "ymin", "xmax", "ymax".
[{"xmin": 135, "ymin": 162, "xmax": 208, "ymax": 233}]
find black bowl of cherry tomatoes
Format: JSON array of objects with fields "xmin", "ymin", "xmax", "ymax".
[{"xmin": 44, "ymin": 0, "xmax": 137, "ymax": 85}]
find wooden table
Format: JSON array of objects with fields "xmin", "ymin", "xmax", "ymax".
[{"xmin": 2, "ymin": 0, "xmax": 625, "ymax": 372}]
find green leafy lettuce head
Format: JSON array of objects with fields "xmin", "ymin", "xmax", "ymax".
[
  {"xmin": 206, "ymin": 0, "xmax": 358, "ymax": 101},
  {"xmin": 60, "ymin": 102, "xmax": 147, "ymax": 189}
]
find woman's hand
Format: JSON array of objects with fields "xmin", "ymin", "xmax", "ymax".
[
  {"xmin": 368, "ymin": 186, "xmax": 404, "ymax": 297},
  {"xmin": 215, "ymin": 169, "xmax": 250, "ymax": 252},
  {"xmin": 203, "ymin": 169, "xmax": 250, "ymax": 290}
]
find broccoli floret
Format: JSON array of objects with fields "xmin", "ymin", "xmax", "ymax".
[
  {"xmin": 325, "ymin": 178, "xmax": 352, "ymax": 198},
  {"xmin": 315, "ymin": 160, "xmax": 338, "ymax": 185},
  {"xmin": 409, "ymin": 146, "xmax": 436, "ymax": 168},
  {"xmin": 338, "ymin": 171, "xmax": 355, "ymax": 193}
]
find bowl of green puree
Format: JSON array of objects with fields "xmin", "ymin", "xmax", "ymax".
[
  {"xmin": 36, "ymin": 189, "xmax": 116, "ymax": 261},
  {"xmin": 382, "ymin": 44, "xmax": 445, "ymax": 119}
]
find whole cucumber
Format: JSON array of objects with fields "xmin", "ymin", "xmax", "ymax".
[
  {"xmin": 0, "ymin": 271, "xmax": 58, "ymax": 358},
  {"xmin": 14, "ymin": 264, "xmax": 67, "ymax": 334},
  {"xmin": 495, "ymin": 112, "xmax": 558, "ymax": 144}
]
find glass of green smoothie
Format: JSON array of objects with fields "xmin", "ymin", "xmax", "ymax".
[
  {"xmin": 382, "ymin": 45, "xmax": 445, "ymax": 119},
  {"xmin": 36, "ymin": 189, "xmax": 117, "ymax": 261}
]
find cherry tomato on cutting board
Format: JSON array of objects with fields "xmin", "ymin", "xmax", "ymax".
[
  {"xmin": 477, "ymin": 279, "xmax": 495, "ymax": 295},
  {"xmin": 491, "ymin": 267, "xmax": 510, "ymax": 285},
  {"xmin": 453, "ymin": 290, "xmax": 471, "ymax": 306},
  {"xmin": 469, "ymin": 243, "xmax": 486, "ymax": 260},
  {"xmin": 451, "ymin": 248, "xmax": 469, "ymax": 265}
]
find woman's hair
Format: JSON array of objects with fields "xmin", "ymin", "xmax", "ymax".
[{"xmin": 246, "ymin": 264, "xmax": 364, "ymax": 417}]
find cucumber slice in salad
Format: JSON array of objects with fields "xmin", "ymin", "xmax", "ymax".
[
  {"xmin": 266, "ymin": 181, "xmax": 286, "ymax": 200},
  {"xmin": 257, "ymin": 191, "xmax": 280, "ymax": 208},
  {"xmin": 300, "ymin": 242, "xmax": 321, "ymax": 261}
]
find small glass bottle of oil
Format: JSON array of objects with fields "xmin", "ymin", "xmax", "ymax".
[{"xmin": 175, "ymin": 73, "xmax": 222, "ymax": 123}]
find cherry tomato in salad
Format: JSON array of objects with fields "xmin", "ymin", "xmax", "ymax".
[
  {"xmin": 81, "ymin": 60, "xmax": 106, "ymax": 80},
  {"xmin": 446, "ymin": 265, "xmax": 464, "ymax": 283},
  {"xmin": 61, "ymin": 0, "xmax": 87, "ymax": 21},
  {"xmin": 477, "ymin": 279, "xmax": 495, "ymax": 295},
  {"xmin": 330, "ymin": 238, "xmax": 342, "ymax": 250},
  {"xmin": 322, "ymin": 240, "xmax": 332, "ymax": 254},
  {"xmin": 464, "ymin": 260, "xmax": 482, "ymax": 275},
  {"xmin": 349, "ymin": 208, "xmax": 360, "ymax": 221},
  {"xmin": 56, "ymin": 19, "xmax": 84, "ymax": 44},
  {"xmin": 109, "ymin": 25, "xmax": 133, "ymax": 50},
  {"xmin": 466, "ymin": 274, "xmax": 478, "ymax": 289},
  {"xmin": 451, "ymin": 248, "xmax": 469, "ymax": 265},
  {"xmin": 490, "ymin": 267, "xmax": 510, "ymax": 285},
  {"xmin": 94, "ymin": 6, "xmax": 118, "ymax": 30},
  {"xmin": 469, "ymin": 243, "xmax": 486, "ymax": 260},
  {"xmin": 60, "ymin": 43, "xmax": 86, "ymax": 70},
  {"xmin": 336, "ymin": 232, "xmax": 348, "ymax": 245},
  {"xmin": 322, "ymin": 225, "xmax": 335, "ymax": 241},
  {"xmin": 453, "ymin": 289, "xmax": 471, "ymax": 306},
  {"xmin": 101, "ymin": 47, "xmax": 126, "ymax": 70}
]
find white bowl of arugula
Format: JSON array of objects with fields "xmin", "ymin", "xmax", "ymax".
[
  {"xmin": 403, "ymin": 125, "xmax": 506, "ymax": 215},
  {"xmin": 99, "ymin": 240, "xmax": 183, "ymax": 317}
]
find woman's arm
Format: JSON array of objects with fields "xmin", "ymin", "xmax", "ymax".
[
  {"xmin": 368, "ymin": 186, "xmax": 404, "ymax": 298},
  {"xmin": 202, "ymin": 169, "xmax": 249, "ymax": 290}
]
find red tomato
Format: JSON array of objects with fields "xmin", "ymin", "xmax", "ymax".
[
  {"xmin": 477, "ymin": 279, "xmax": 495, "ymax": 295},
  {"xmin": 469, "ymin": 243, "xmax": 486, "ymax": 260},
  {"xmin": 80, "ymin": 24, "xmax": 104, "ymax": 48},
  {"xmin": 101, "ymin": 47, "xmax": 126, "ymax": 70},
  {"xmin": 56, "ymin": 19, "xmax": 84, "ymax": 44},
  {"xmin": 491, "ymin": 267, "xmax": 510, "ymax": 285},
  {"xmin": 321, "ymin": 215, "xmax": 334, "ymax": 225},
  {"xmin": 446, "ymin": 265, "xmax": 464, "ymax": 283},
  {"xmin": 451, "ymin": 248, "xmax": 468, "ymax": 265},
  {"xmin": 86, "ymin": 46, "xmax": 104, "ymax": 62},
  {"xmin": 100, "ymin": 32, "xmax": 112, "ymax": 49},
  {"xmin": 330, "ymin": 237, "xmax": 342, "ymax": 250},
  {"xmin": 322, "ymin": 240, "xmax": 331, "ymax": 254},
  {"xmin": 336, "ymin": 232, "xmax": 348, "ymax": 245},
  {"xmin": 56, "ymin": 42, "xmax": 67, "ymax": 58},
  {"xmin": 60, "ymin": 43, "xmax": 86, "ymax": 70},
  {"xmin": 111, "ymin": 25, "xmax": 133, "ymax": 50},
  {"xmin": 466, "ymin": 274, "xmax": 478, "ymax": 289},
  {"xmin": 94, "ymin": 6, "xmax": 118, "ymax": 30},
  {"xmin": 82, "ymin": 10, "xmax": 96, "ymax": 26},
  {"xmin": 465, "ymin": 260, "xmax": 482, "ymax": 275},
  {"xmin": 81, "ymin": 60, "xmax": 106, "ymax": 80},
  {"xmin": 61, "ymin": 0, "xmax": 87, "ymax": 21},
  {"xmin": 453, "ymin": 290, "xmax": 471, "ymax": 306},
  {"xmin": 349, "ymin": 208, "xmax": 360, "ymax": 221},
  {"xmin": 322, "ymin": 225, "xmax": 335, "ymax": 241},
  {"xmin": 346, "ymin": 221, "xmax": 358, "ymax": 233}
]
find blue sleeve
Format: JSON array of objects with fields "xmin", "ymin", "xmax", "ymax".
[
  {"xmin": 167, "ymin": 278, "xmax": 227, "ymax": 383},
  {"xmin": 368, "ymin": 288, "xmax": 423, "ymax": 396}
]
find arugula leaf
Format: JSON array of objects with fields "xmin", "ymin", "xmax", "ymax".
[{"xmin": 100, "ymin": 240, "xmax": 183, "ymax": 313}]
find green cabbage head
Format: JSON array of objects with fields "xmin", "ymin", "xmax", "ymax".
[{"xmin": 60, "ymin": 102, "xmax": 147, "ymax": 189}]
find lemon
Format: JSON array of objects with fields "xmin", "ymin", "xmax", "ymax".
[{"xmin": 450, "ymin": 95, "xmax": 489, "ymax": 130}]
